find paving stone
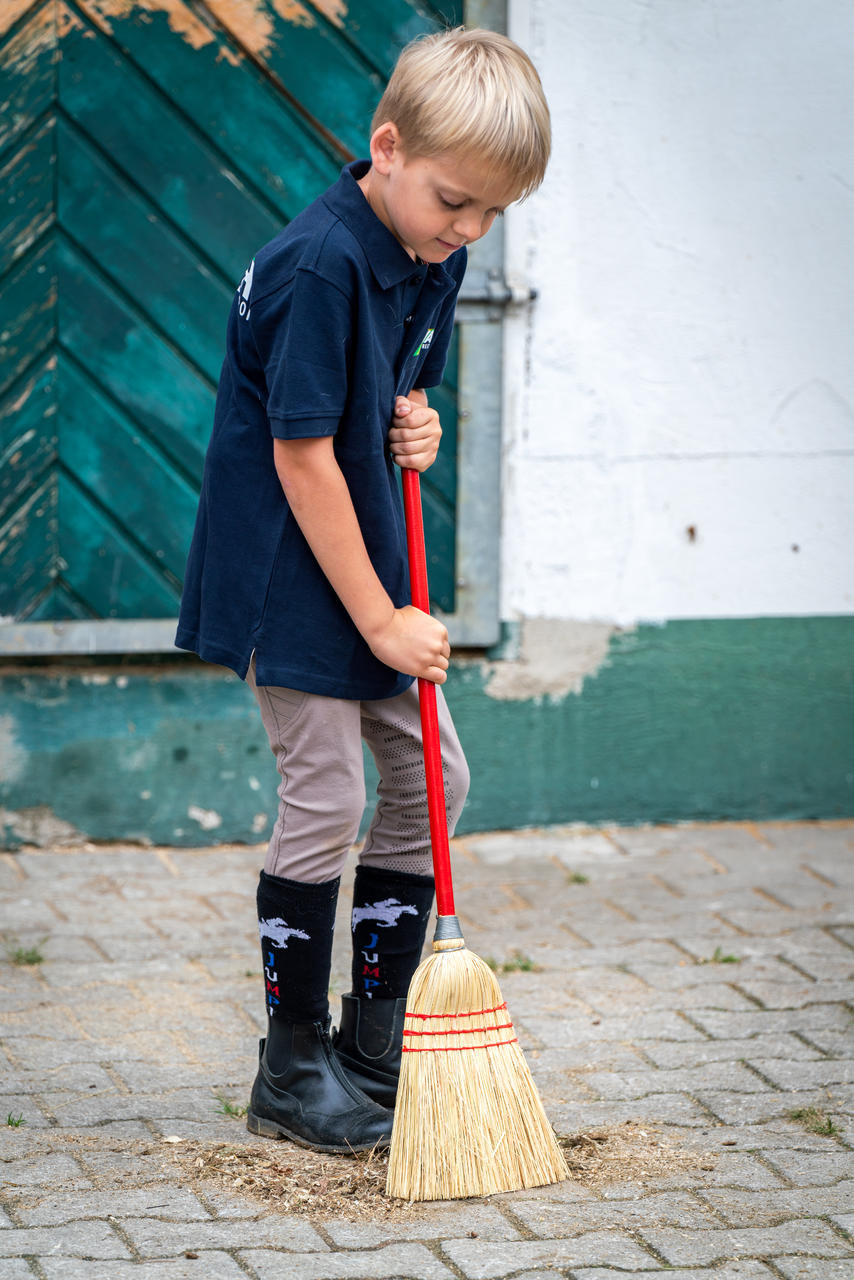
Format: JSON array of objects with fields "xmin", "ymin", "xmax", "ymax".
[
  {"xmin": 774, "ymin": 1260, "xmax": 854, "ymax": 1279},
  {"xmin": 69, "ymin": 1148, "xmax": 190, "ymax": 1187},
  {"xmin": 521, "ymin": 1012, "xmax": 706, "ymax": 1046},
  {"xmin": 597, "ymin": 1150, "xmax": 788, "ymax": 1196},
  {"xmin": 674, "ymin": 1121, "xmax": 849, "ymax": 1152},
  {"xmin": 628, "ymin": 956, "xmax": 800, "ymax": 990},
  {"xmin": 582, "ymin": 1061, "xmax": 770, "ymax": 1100},
  {"xmin": 241, "ymin": 1242, "xmax": 454, "ymax": 1278},
  {"xmin": 718, "ymin": 908, "xmax": 851, "ymax": 934},
  {"xmin": 700, "ymin": 1180, "xmax": 854, "ymax": 1227},
  {"xmin": 493, "ymin": 1272, "xmax": 564, "ymax": 1280},
  {"xmin": 642, "ymin": 1034, "xmax": 823, "ymax": 1069},
  {"xmin": 0, "ymin": 1152, "xmax": 92, "ymax": 1195},
  {"xmin": 639, "ymin": 1219, "xmax": 852, "ymax": 1265},
  {"xmin": 38, "ymin": 1258, "xmax": 248, "ymax": 1280},
  {"xmin": 577, "ymin": 979, "xmax": 759, "ymax": 1014},
  {"xmin": 323, "ymin": 1201, "xmax": 520, "ymax": 1247},
  {"xmin": 695, "ymin": 1089, "xmax": 839, "ymax": 1125},
  {"xmin": 122, "ymin": 1214, "xmax": 326, "ymax": 1256},
  {"xmin": 734, "ymin": 980, "xmax": 854, "ymax": 1009},
  {"xmin": 764, "ymin": 1149, "xmax": 854, "ymax": 1185},
  {"xmin": 146, "ymin": 1118, "xmax": 257, "ymax": 1144},
  {"xmin": 110, "ymin": 1061, "xmax": 239, "ymax": 1092},
  {"xmin": 441, "ymin": 1232, "xmax": 656, "ymax": 1277},
  {"xmin": 15, "ymin": 1185, "xmax": 213, "ymax": 1226},
  {"xmin": 830, "ymin": 1213, "xmax": 854, "ymax": 1234},
  {"xmin": 572, "ymin": 1266, "xmax": 775, "ymax": 1280},
  {"xmin": 553, "ymin": 1092, "xmax": 711, "ymax": 1131},
  {"xmin": 464, "ymin": 829, "xmax": 624, "ymax": 866},
  {"xmin": 754, "ymin": 822, "xmax": 854, "ymax": 858},
  {"xmin": 47, "ymin": 1088, "xmax": 226, "ymax": 1127},
  {"xmin": 510, "ymin": 1189, "xmax": 720, "ymax": 1235},
  {"xmin": 1, "ymin": 1032, "xmax": 183, "ymax": 1069},
  {"xmin": 0, "ymin": 1218, "xmax": 130, "ymax": 1257},
  {"xmin": 0, "ymin": 1062, "xmax": 119, "ymax": 1095},
  {"xmin": 524, "ymin": 1042, "xmax": 651, "ymax": 1074},
  {"xmin": 188, "ymin": 1185, "xmax": 261, "ymax": 1218},
  {"xmin": 777, "ymin": 952, "xmax": 854, "ymax": 982},
  {"xmin": 493, "ymin": 1179, "xmax": 597, "ymax": 1206},
  {"xmin": 560, "ymin": 940, "xmax": 692, "ymax": 967},
  {"xmin": 0, "ymin": 1261, "xmax": 40, "ymax": 1279},
  {"xmin": 0, "ymin": 1097, "xmax": 51, "ymax": 1128},
  {"xmin": 747, "ymin": 1058, "xmax": 854, "ymax": 1090}
]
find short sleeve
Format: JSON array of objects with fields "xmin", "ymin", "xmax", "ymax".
[
  {"xmin": 248, "ymin": 267, "xmax": 353, "ymax": 438},
  {"xmin": 417, "ymin": 247, "xmax": 467, "ymax": 388}
]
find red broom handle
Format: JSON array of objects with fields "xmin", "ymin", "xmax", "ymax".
[{"xmin": 401, "ymin": 467, "xmax": 456, "ymax": 918}]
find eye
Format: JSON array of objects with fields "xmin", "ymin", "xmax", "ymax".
[{"xmin": 438, "ymin": 195, "xmax": 465, "ymax": 210}]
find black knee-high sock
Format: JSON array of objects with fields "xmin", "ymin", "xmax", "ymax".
[
  {"xmin": 350, "ymin": 864, "xmax": 434, "ymax": 1000},
  {"xmin": 257, "ymin": 871, "xmax": 339, "ymax": 1023}
]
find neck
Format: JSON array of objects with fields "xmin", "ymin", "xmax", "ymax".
[{"xmin": 356, "ymin": 167, "xmax": 416, "ymax": 261}]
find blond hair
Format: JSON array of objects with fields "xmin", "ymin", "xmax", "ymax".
[{"xmin": 372, "ymin": 27, "xmax": 550, "ymax": 200}]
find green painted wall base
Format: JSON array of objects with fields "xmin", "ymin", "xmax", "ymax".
[{"xmin": 1, "ymin": 616, "xmax": 851, "ymax": 848}]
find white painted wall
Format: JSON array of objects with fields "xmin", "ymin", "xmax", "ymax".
[{"xmin": 503, "ymin": 0, "xmax": 854, "ymax": 625}]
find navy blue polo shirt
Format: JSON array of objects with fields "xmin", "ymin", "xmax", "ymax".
[{"xmin": 175, "ymin": 161, "xmax": 467, "ymax": 698}]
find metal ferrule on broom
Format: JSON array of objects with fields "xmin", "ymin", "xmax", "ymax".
[{"xmin": 386, "ymin": 468, "xmax": 569, "ymax": 1202}]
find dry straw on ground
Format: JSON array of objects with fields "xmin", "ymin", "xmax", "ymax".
[
  {"xmin": 177, "ymin": 1120, "xmax": 710, "ymax": 1217},
  {"xmin": 2, "ymin": 1125, "xmax": 713, "ymax": 1221}
]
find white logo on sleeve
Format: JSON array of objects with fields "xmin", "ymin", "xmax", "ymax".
[{"xmin": 237, "ymin": 258, "xmax": 254, "ymax": 320}]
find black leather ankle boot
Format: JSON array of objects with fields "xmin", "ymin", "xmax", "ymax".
[
  {"xmin": 333, "ymin": 994, "xmax": 407, "ymax": 1108},
  {"xmin": 246, "ymin": 1014, "xmax": 393, "ymax": 1153}
]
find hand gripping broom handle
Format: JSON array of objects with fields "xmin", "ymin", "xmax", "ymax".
[{"xmin": 402, "ymin": 467, "xmax": 456, "ymax": 919}]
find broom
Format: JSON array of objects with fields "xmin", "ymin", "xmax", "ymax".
[{"xmin": 385, "ymin": 467, "xmax": 569, "ymax": 1202}]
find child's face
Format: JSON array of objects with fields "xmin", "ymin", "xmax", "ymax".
[{"xmin": 369, "ymin": 142, "xmax": 519, "ymax": 264}]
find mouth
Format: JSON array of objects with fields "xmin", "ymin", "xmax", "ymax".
[{"xmin": 436, "ymin": 238, "xmax": 463, "ymax": 250}]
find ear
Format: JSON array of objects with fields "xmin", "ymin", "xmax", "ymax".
[{"xmin": 369, "ymin": 121, "xmax": 403, "ymax": 175}]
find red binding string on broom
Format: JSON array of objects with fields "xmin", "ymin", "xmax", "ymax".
[
  {"xmin": 405, "ymin": 1003, "xmax": 509, "ymax": 1020},
  {"xmin": 402, "ymin": 1040, "xmax": 520, "ymax": 1052},
  {"xmin": 405, "ymin": 1022, "xmax": 514, "ymax": 1036}
]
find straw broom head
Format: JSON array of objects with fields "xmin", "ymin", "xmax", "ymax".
[{"xmin": 386, "ymin": 927, "xmax": 569, "ymax": 1202}]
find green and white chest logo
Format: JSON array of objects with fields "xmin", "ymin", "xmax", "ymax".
[{"xmin": 411, "ymin": 327, "xmax": 435, "ymax": 359}]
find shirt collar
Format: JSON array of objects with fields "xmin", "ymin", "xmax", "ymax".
[{"xmin": 322, "ymin": 160, "xmax": 457, "ymax": 291}]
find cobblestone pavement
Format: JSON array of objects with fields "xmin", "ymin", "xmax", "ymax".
[{"xmin": 1, "ymin": 820, "xmax": 853, "ymax": 1279}]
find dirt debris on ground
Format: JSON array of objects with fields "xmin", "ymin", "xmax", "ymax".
[{"xmin": 2, "ymin": 1122, "xmax": 713, "ymax": 1220}]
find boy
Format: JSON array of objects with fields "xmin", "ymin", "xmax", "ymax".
[{"xmin": 176, "ymin": 26, "xmax": 550, "ymax": 1153}]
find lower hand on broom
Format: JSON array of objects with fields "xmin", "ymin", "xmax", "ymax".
[{"xmin": 367, "ymin": 606, "xmax": 450, "ymax": 685}]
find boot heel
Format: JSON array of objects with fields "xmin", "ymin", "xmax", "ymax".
[{"xmin": 246, "ymin": 1110, "xmax": 285, "ymax": 1140}]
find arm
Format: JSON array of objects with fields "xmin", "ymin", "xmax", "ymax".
[
  {"xmin": 273, "ymin": 435, "xmax": 450, "ymax": 683},
  {"xmin": 388, "ymin": 388, "xmax": 442, "ymax": 471}
]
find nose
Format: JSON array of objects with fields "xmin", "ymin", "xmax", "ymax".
[{"xmin": 452, "ymin": 209, "xmax": 490, "ymax": 244}]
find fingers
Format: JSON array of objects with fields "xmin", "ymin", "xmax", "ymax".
[
  {"xmin": 368, "ymin": 606, "xmax": 450, "ymax": 682},
  {"xmin": 388, "ymin": 414, "xmax": 441, "ymax": 471},
  {"xmin": 423, "ymin": 651, "xmax": 450, "ymax": 684},
  {"xmin": 388, "ymin": 420, "xmax": 440, "ymax": 444},
  {"xmin": 414, "ymin": 623, "xmax": 450, "ymax": 683}
]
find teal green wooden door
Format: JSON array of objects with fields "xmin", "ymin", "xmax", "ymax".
[{"xmin": 0, "ymin": 0, "xmax": 461, "ymax": 628}]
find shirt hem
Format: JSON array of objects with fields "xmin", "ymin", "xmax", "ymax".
[
  {"xmin": 253, "ymin": 657, "xmax": 415, "ymax": 701},
  {"xmin": 269, "ymin": 415, "xmax": 340, "ymax": 439},
  {"xmin": 174, "ymin": 629, "xmax": 250, "ymax": 679},
  {"xmin": 175, "ymin": 628, "xmax": 414, "ymax": 701}
]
